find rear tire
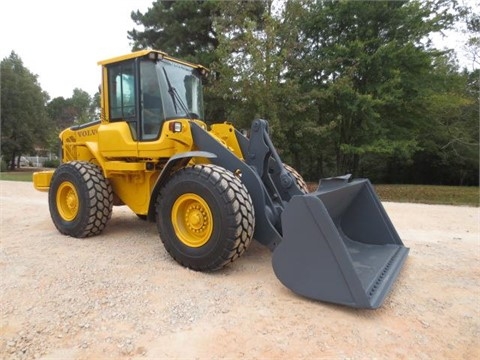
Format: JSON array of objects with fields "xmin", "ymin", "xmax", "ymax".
[
  {"xmin": 284, "ymin": 164, "xmax": 309, "ymax": 193},
  {"xmin": 48, "ymin": 161, "xmax": 113, "ymax": 238},
  {"xmin": 156, "ymin": 164, "xmax": 255, "ymax": 271}
]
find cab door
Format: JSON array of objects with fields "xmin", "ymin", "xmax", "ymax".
[{"xmin": 98, "ymin": 59, "xmax": 139, "ymax": 157}]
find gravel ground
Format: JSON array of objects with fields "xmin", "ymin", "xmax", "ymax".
[{"xmin": 0, "ymin": 180, "xmax": 479, "ymax": 360}]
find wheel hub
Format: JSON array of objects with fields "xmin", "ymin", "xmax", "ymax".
[
  {"xmin": 172, "ymin": 193, "xmax": 213, "ymax": 247},
  {"xmin": 186, "ymin": 206, "xmax": 206, "ymax": 230},
  {"xmin": 57, "ymin": 181, "xmax": 79, "ymax": 221}
]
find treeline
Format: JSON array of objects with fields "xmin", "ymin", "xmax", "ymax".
[
  {"xmin": 1, "ymin": 51, "xmax": 100, "ymax": 170},
  {"xmin": 129, "ymin": 0, "xmax": 479, "ymax": 185},
  {"xmin": 1, "ymin": 0, "xmax": 479, "ymax": 185}
]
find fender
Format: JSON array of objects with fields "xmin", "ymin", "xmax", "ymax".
[{"xmin": 147, "ymin": 150, "xmax": 217, "ymax": 221}]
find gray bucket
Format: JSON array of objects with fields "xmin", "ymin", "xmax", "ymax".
[{"xmin": 272, "ymin": 177, "xmax": 409, "ymax": 309}]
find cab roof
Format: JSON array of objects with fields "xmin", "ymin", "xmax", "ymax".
[{"xmin": 97, "ymin": 49, "xmax": 208, "ymax": 72}]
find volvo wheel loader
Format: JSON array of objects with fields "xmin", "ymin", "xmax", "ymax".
[{"xmin": 33, "ymin": 50, "xmax": 409, "ymax": 309}]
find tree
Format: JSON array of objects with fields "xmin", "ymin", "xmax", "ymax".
[
  {"xmin": 209, "ymin": 0, "xmax": 284, "ymax": 129},
  {"xmin": 47, "ymin": 89, "xmax": 96, "ymax": 130},
  {"xmin": 70, "ymin": 88, "xmax": 94, "ymax": 124},
  {"xmin": 458, "ymin": 0, "xmax": 480, "ymax": 69},
  {"xmin": 1, "ymin": 52, "xmax": 51, "ymax": 170},
  {"xmin": 125, "ymin": 0, "xmax": 475, "ymax": 185},
  {"xmin": 408, "ymin": 64, "xmax": 479, "ymax": 185},
  {"xmin": 128, "ymin": 0, "xmax": 220, "ymax": 66},
  {"xmin": 284, "ymin": 0, "xmax": 459, "ymax": 178}
]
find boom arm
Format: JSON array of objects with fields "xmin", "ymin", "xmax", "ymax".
[{"xmin": 190, "ymin": 120, "xmax": 297, "ymax": 250}]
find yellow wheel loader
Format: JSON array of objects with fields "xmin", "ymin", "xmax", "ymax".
[{"xmin": 33, "ymin": 50, "xmax": 409, "ymax": 309}]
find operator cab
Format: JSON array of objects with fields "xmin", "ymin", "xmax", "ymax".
[{"xmin": 101, "ymin": 50, "xmax": 206, "ymax": 141}]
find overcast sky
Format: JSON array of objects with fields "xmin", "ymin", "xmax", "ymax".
[
  {"xmin": 0, "ymin": 0, "xmax": 154, "ymax": 99},
  {"xmin": 1, "ymin": 0, "xmax": 477, "ymax": 100}
]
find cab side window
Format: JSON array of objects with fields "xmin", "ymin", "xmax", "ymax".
[
  {"xmin": 108, "ymin": 61, "xmax": 136, "ymax": 120},
  {"xmin": 140, "ymin": 60, "xmax": 164, "ymax": 140}
]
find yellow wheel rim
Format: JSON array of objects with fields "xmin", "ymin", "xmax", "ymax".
[
  {"xmin": 172, "ymin": 193, "xmax": 213, "ymax": 247},
  {"xmin": 56, "ymin": 181, "xmax": 79, "ymax": 221}
]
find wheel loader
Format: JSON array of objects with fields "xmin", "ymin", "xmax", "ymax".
[{"xmin": 33, "ymin": 50, "xmax": 409, "ymax": 309}]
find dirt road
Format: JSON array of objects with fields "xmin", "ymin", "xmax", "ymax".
[{"xmin": 0, "ymin": 180, "xmax": 479, "ymax": 359}]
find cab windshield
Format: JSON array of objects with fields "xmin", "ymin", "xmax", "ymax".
[{"xmin": 156, "ymin": 59, "xmax": 204, "ymax": 120}]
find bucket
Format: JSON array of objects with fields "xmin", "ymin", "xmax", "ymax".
[{"xmin": 272, "ymin": 178, "xmax": 409, "ymax": 309}]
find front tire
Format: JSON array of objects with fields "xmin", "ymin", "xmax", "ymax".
[
  {"xmin": 156, "ymin": 164, "xmax": 255, "ymax": 271},
  {"xmin": 48, "ymin": 161, "xmax": 113, "ymax": 238}
]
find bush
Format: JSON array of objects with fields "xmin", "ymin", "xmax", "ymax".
[
  {"xmin": 43, "ymin": 159, "xmax": 60, "ymax": 168},
  {"xmin": 0, "ymin": 159, "xmax": 8, "ymax": 172}
]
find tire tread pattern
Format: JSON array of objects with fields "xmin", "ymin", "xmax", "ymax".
[
  {"xmin": 157, "ymin": 164, "xmax": 255, "ymax": 271},
  {"xmin": 284, "ymin": 163, "xmax": 309, "ymax": 193},
  {"xmin": 49, "ymin": 161, "xmax": 113, "ymax": 238}
]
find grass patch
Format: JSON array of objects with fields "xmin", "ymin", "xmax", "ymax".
[
  {"xmin": 308, "ymin": 182, "xmax": 478, "ymax": 206},
  {"xmin": 0, "ymin": 170, "xmax": 34, "ymax": 182},
  {"xmin": 374, "ymin": 184, "xmax": 479, "ymax": 207}
]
